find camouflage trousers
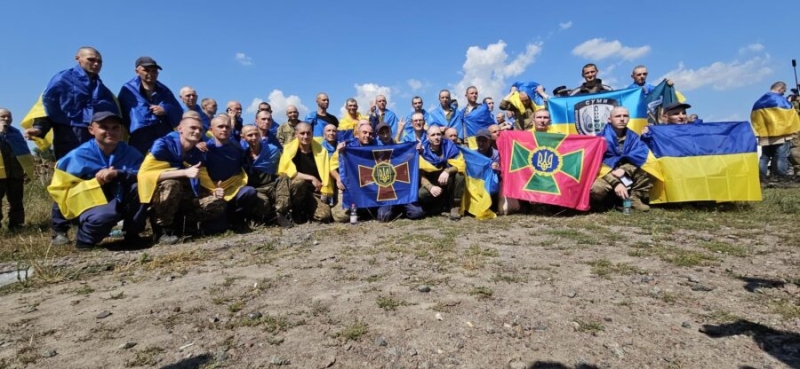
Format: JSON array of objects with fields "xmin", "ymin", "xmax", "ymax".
[
  {"xmin": 591, "ymin": 165, "xmax": 652, "ymax": 205},
  {"xmin": 789, "ymin": 135, "xmax": 800, "ymax": 175},
  {"xmin": 288, "ymin": 177, "xmax": 332, "ymax": 223},
  {"xmin": 252, "ymin": 174, "xmax": 291, "ymax": 220},
  {"xmin": 150, "ymin": 179, "xmax": 226, "ymax": 228}
]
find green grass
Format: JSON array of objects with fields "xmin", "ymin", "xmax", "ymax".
[
  {"xmin": 469, "ymin": 286, "xmax": 494, "ymax": 299},
  {"xmin": 769, "ymin": 298, "xmax": 800, "ymax": 320},
  {"xmin": 337, "ymin": 320, "xmax": 368, "ymax": 341},
  {"xmin": 376, "ymin": 296, "xmax": 404, "ymax": 311},
  {"xmin": 574, "ymin": 318, "xmax": 605, "ymax": 334},
  {"xmin": 587, "ymin": 259, "xmax": 640, "ymax": 279},
  {"xmin": 700, "ymin": 241, "xmax": 748, "ymax": 257}
]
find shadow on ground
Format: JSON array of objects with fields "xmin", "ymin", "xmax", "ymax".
[{"xmin": 701, "ymin": 319, "xmax": 800, "ymax": 369}]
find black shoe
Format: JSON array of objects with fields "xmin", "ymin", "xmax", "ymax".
[
  {"xmin": 123, "ymin": 234, "xmax": 146, "ymax": 246},
  {"xmin": 275, "ymin": 213, "xmax": 294, "ymax": 229},
  {"xmin": 230, "ymin": 223, "xmax": 252, "ymax": 234},
  {"xmin": 75, "ymin": 240, "xmax": 94, "ymax": 250}
]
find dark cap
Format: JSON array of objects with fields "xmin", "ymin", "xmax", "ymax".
[
  {"xmin": 663, "ymin": 102, "xmax": 691, "ymax": 113},
  {"xmin": 376, "ymin": 122, "xmax": 391, "ymax": 133},
  {"xmin": 135, "ymin": 56, "xmax": 162, "ymax": 70},
  {"xmin": 91, "ymin": 111, "xmax": 123, "ymax": 123},
  {"xmin": 476, "ymin": 128, "xmax": 491, "ymax": 139}
]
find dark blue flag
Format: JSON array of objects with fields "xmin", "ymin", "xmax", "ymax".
[
  {"xmin": 341, "ymin": 142, "xmax": 419, "ymax": 208},
  {"xmin": 646, "ymin": 79, "xmax": 679, "ymax": 125}
]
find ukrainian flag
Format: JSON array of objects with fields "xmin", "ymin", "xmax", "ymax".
[
  {"xmin": 547, "ymin": 87, "xmax": 648, "ymax": 135},
  {"xmin": 508, "ymin": 81, "xmax": 546, "ymax": 114},
  {"xmin": 645, "ymin": 122, "xmax": 761, "ymax": 203},
  {"xmin": 458, "ymin": 147, "xmax": 497, "ymax": 220},
  {"xmin": 20, "ymin": 96, "xmax": 53, "ymax": 152},
  {"xmin": 463, "ymin": 103, "xmax": 496, "ymax": 149},
  {"xmin": 0, "ymin": 126, "xmax": 35, "ymax": 180},
  {"xmin": 750, "ymin": 92, "xmax": 800, "ymax": 138}
]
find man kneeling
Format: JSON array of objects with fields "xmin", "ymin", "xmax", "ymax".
[
  {"xmin": 418, "ymin": 126, "xmax": 465, "ymax": 220},
  {"xmin": 241, "ymin": 125, "xmax": 293, "ymax": 227},
  {"xmin": 47, "ymin": 112, "xmax": 146, "ymax": 249},
  {"xmin": 138, "ymin": 116, "xmax": 226, "ymax": 244}
]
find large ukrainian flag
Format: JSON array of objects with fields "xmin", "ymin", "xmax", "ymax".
[
  {"xmin": 547, "ymin": 87, "xmax": 648, "ymax": 135},
  {"xmin": 646, "ymin": 122, "xmax": 761, "ymax": 203},
  {"xmin": 750, "ymin": 92, "xmax": 800, "ymax": 138},
  {"xmin": 458, "ymin": 147, "xmax": 497, "ymax": 220}
]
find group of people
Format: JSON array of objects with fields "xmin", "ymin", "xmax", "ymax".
[{"xmin": 0, "ymin": 46, "xmax": 793, "ymax": 250}]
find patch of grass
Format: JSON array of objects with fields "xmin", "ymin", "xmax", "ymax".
[
  {"xmin": 221, "ymin": 276, "xmax": 241, "ymax": 288},
  {"xmin": 139, "ymin": 250, "xmax": 206, "ymax": 274},
  {"xmin": 230, "ymin": 314, "xmax": 290, "ymax": 333},
  {"xmin": 466, "ymin": 245, "xmax": 499, "ymax": 257},
  {"xmin": 630, "ymin": 244, "xmax": 718, "ymax": 267},
  {"xmin": 461, "ymin": 256, "xmax": 485, "ymax": 270},
  {"xmin": 491, "ymin": 273, "xmax": 528, "ymax": 284},
  {"xmin": 701, "ymin": 241, "xmax": 748, "ymax": 257},
  {"xmin": 376, "ymin": 296, "xmax": 404, "ymax": 311},
  {"xmin": 660, "ymin": 291, "xmax": 680, "ymax": 304},
  {"xmin": 365, "ymin": 274, "xmax": 382, "ymax": 283},
  {"xmin": 587, "ymin": 259, "xmax": 640, "ymax": 279},
  {"xmin": 337, "ymin": 320, "xmax": 368, "ymax": 341},
  {"xmin": 469, "ymin": 286, "xmax": 494, "ymax": 299},
  {"xmin": 574, "ymin": 318, "xmax": 604, "ymax": 334},
  {"xmin": 16, "ymin": 344, "xmax": 38, "ymax": 365},
  {"xmin": 705, "ymin": 310, "xmax": 741, "ymax": 323},
  {"xmin": 228, "ymin": 301, "xmax": 244, "ymax": 313},
  {"xmin": 769, "ymin": 299, "xmax": 800, "ymax": 320},
  {"xmin": 74, "ymin": 285, "xmax": 94, "ymax": 295},
  {"xmin": 125, "ymin": 346, "xmax": 165, "ymax": 367},
  {"xmin": 109, "ymin": 291, "xmax": 125, "ymax": 300},
  {"xmin": 310, "ymin": 300, "xmax": 330, "ymax": 317},
  {"xmin": 545, "ymin": 229, "xmax": 599, "ymax": 245}
]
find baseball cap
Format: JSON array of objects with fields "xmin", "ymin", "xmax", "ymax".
[
  {"xmin": 135, "ymin": 56, "xmax": 162, "ymax": 70},
  {"xmin": 376, "ymin": 122, "xmax": 391, "ymax": 133},
  {"xmin": 91, "ymin": 111, "xmax": 123, "ymax": 123},
  {"xmin": 662, "ymin": 102, "xmax": 691, "ymax": 113},
  {"xmin": 476, "ymin": 128, "xmax": 491, "ymax": 139}
]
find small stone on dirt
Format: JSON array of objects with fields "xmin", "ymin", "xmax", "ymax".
[
  {"xmin": 96, "ymin": 311, "xmax": 112, "ymax": 319},
  {"xmin": 567, "ymin": 291, "xmax": 577, "ymax": 298},
  {"xmin": 688, "ymin": 275, "xmax": 700, "ymax": 283},
  {"xmin": 690, "ymin": 284, "xmax": 715, "ymax": 292},
  {"xmin": 681, "ymin": 322, "xmax": 692, "ymax": 329},
  {"xmin": 41, "ymin": 349, "xmax": 57, "ymax": 358},
  {"xmin": 118, "ymin": 342, "xmax": 137, "ymax": 350},
  {"xmin": 435, "ymin": 312, "xmax": 443, "ymax": 321},
  {"xmin": 375, "ymin": 337, "xmax": 388, "ymax": 346},
  {"xmin": 408, "ymin": 348, "xmax": 417, "ymax": 356},
  {"xmin": 649, "ymin": 287, "xmax": 661, "ymax": 297},
  {"xmin": 269, "ymin": 355, "xmax": 290, "ymax": 365},
  {"xmin": 417, "ymin": 285, "xmax": 431, "ymax": 293},
  {"xmin": 248, "ymin": 312, "xmax": 263, "ymax": 320},
  {"xmin": 534, "ymin": 323, "xmax": 548, "ymax": 332},
  {"xmin": 508, "ymin": 361, "xmax": 529, "ymax": 369}
]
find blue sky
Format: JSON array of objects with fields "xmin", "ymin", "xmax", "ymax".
[{"xmin": 0, "ymin": 1, "xmax": 793, "ymax": 130}]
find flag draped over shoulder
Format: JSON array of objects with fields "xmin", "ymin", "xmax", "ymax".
[
  {"xmin": 645, "ymin": 80, "xmax": 679, "ymax": 125},
  {"xmin": 138, "ymin": 132, "xmax": 204, "ymax": 203},
  {"xmin": 498, "ymin": 131, "xmax": 606, "ymax": 211},
  {"xmin": 547, "ymin": 87, "xmax": 648, "ymax": 135},
  {"xmin": 340, "ymin": 142, "xmax": 419, "ymax": 208},
  {"xmin": 645, "ymin": 122, "xmax": 761, "ymax": 203},
  {"xmin": 200, "ymin": 140, "xmax": 248, "ymax": 201},
  {"xmin": 20, "ymin": 96, "xmax": 52, "ymax": 152},
  {"xmin": 278, "ymin": 139, "xmax": 333, "ymax": 195},
  {"xmin": 338, "ymin": 113, "xmax": 369, "ymax": 142},
  {"xmin": 458, "ymin": 147, "xmax": 497, "ymax": 220},
  {"xmin": 0, "ymin": 127, "xmax": 35, "ymax": 180},
  {"xmin": 599, "ymin": 124, "xmax": 663, "ymax": 181},
  {"xmin": 509, "ymin": 81, "xmax": 546, "ymax": 112},
  {"xmin": 48, "ymin": 140, "xmax": 143, "ymax": 219},
  {"xmin": 750, "ymin": 92, "xmax": 800, "ymax": 138},
  {"xmin": 463, "ymin": 103, "xmax": 496, "ymax": 149}
]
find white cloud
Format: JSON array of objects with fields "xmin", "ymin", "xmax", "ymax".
[
  {"xmin": 339, "ymin": 83, "xmax": 394, "ymax": 116},
  {"xmin": 452, "ymin": 40, "xmax": 543, "ymax": 107},
  {"xmin": 559, "ymin": 21, "xmax": 572, "ymax": 30},
  {"xmin": 571, "ymin": 38, "xmax": 650, "ymax": 61},
  {"xmin": 739, "ymin": 43, "xmax": 765, "ymax": 54},
  {"xmin": 659, "ymin": 54, "xmax": 773, "ymax": 91},
  {"xmin": 234, "ymin": 52, "xmax": 254, "ymax": 66},
  {"xmin": 407, "ymin": 79, "xmax": 423, "ymax": 91},
  {"xmin": 245, "ymin": 89, "xmax": 309, "ymax": 122}
]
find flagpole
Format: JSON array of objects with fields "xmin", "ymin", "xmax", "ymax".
[{"xmin": 792, "ymin": 59, "xmax": 799, "ymax": 95}]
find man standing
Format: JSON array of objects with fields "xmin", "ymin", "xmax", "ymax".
[
  {"xmin": 179, "ymin": 86, "xmax": 210, "ymax": 132},
  {"xmin": 369, "ymin": 95, "xmax": 399, "ymax": 136},
  {"xmin": 751, "ymin": 82, "xmax": 800, "ymax": 182},
  {"xmin": 201, "ymin": 98, "xmax": 217, "ymax": 123},
  {"xmin": 23, "ymin": 46, "xmax": 119, "ymax": 245},
  {"xmin": 254, "ymin": 110, "xmax": 282, "ymax": 148},
  {"xmin": 241, "ymin": 125, "xmax": 293, "ymax": 228},
  {"xmin": 277, "ymin": 105, "xmax": 301, "ymax": 146},
  {"xmin": 277, "ymin": 123, "xmax": 333, "ymax": 223},
  {"xmin": 628, "ymin": 65, "xmax": 675, "ymax": 96},
  {"xmin": 500, "ymin": 86, "xmax": 537, "ymax": 130},
  {"xmin": 47, "ymin": 112, "xmax": 146, "ymax": 248},
  {"xmin": 304, "ymin": 93, "xmax": 339, "ymax": 140},
  {"xmin": 0, "ymin": 109, "xmax": 34, "ymax": 231},
  {"xmin": 429, "ymin": 90, "xmax": 463, "ymax": 135},
  {"xmin": 418, "ymin": 126, "xmax": 466, "ymax": 221},
  {"xmin": 570, "ymin": 63, "xmax": 613, "ymax": 96},
  {"xmin": 203, "ymin": 116, "xmax": 257, "ymax": 232},
  {"xmin": 399, "ymin": 112, "xmax": 428, "ymax": 145},
  {"xmin": 225, "ymin": 101, "xmax": 244, "ymax": 142},
  {"xmin": 339, "ymin": 98, "xmax": 368, "ymax": 142},
  {"xmin": 591, "ymin": 107, "xmax": 652, "ymax": 212},
  {"xmin": 138, "ymin": 117, "xmax": 226, "ymax": 244},
  {"xmin": 398, "ymin": 96, "xmax": 433, "ymax": 142},
  {"xmin": 118, "ymin": 56, "xmax": 183, "ymax": 154},
  {"xmin": 532, "ymin": 109, "xmax": 552, "ymax": 132}
]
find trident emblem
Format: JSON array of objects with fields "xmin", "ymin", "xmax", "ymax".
[{"xmin": 537, "ymin": 151, "xmax": 554, "ymax": 171}]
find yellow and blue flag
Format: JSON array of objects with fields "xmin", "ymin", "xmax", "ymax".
[
  {"xmin": 340, "ymin": 142, "xmax": 419, "ymax": 208},
  {"xmin": 645, "ymin": 122, "xmax": 761, "ymax": 203},
  {"xmin": 508, "ymin": 81, "xmax": 546, "ymax": 113},
  {"xmin": 137, "ymin": 132, "xmax": 205, "ymax": 204},
  {"xmin": 0, "ymin": 127, "xmax": 35, "ymax": 180},
  {"xmin": 750, "ymin": 92, "xmax": 800, "ymax": 138},
  {"xmin": 547, "ymin": 87, "xmax": 648, "ymax": 135},
  {"xmin": 463, "ymin": 103, "xmax": 496, "ymax": 149},
  {"xmin": 278, "ymin": 138, "xmax": 333, "ymax": 195},
  {"xmin": 458, "ymin": 147, "xmax": 497, "ymax": 220}
]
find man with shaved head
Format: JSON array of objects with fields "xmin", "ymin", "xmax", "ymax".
[
  {"xmin": 278, "ymin": 122, "xmax": 333, "ymax": 223},
  {"xmin": 444, "ymin": 127, "xmax": 460, "ymax": 144},
  {"xmin": 369, "ymin": 95, "xmax": 399, "ymax": 137},
  {"xmin": 225, "ymin": 100, "xmax": 244, "ymax": 141},
  {"xmin": 201, "ymin": 98, "xmax": 217, "ymax": 123},
  {"xmin": 179, "ymin": 86, "xmax": 210, "ymax": 133},
  {"xmin": 23, "ymin": 46, "xmax": 120, "ymax": 245},
  {"xmin": 500, "ymin": 85, "xmax": 537, "ymax": 131},
  {"xmin": 591, "ymin": 106, "xmax": 652, "ymax": 212},
  {"xmin": 254, "ymin": 109, "xmax": 281, "ymax": 149},
  {"xmin": 277, "ymin": 105, "xmax": 301, "ymax": 146},
  {"xmin": 322, "ymin": 123, "xmax": 338, "ymax": 156},
  {"xmin": 304, "ymin": 93, "xmax": 339, "ymax": 140},
  {"xmin": 418, "ymin": 125, "xmax": 465, "ymax": 221},
  {"xmin": 532, "ymin": 109, "xmax": 552, "ymax": 132}
]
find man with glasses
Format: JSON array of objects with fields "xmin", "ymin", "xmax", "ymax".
[
  {"xmin": 399, "ymin": 112, "xmax": 428, "ymax": 145},
  {"xmin": 277, "ymin": 105, "xmax": 301, "ymax": 146},
  {"xmin": 179, "ymin": 86, "xmax": 210, "ymax": 133},
  {"xmin": 118, "ymin": 56, "xmax": 183, "ymax": 154}
]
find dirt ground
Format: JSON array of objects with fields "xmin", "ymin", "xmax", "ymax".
[{"xmin": 0, "ymin": 197, "xmax": 799, "ymax": 369}]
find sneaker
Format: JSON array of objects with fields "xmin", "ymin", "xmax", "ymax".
[
  {"xmin": 52, "ymin": 232, "xmax": 70, "ymax": 246},
  {"xmin": 275, "ymin": 213, "xmax": 294, "ymax": 229},
  {"xmin": 75, "ymin": 240, "xmax": 94, "ymax": 250},
  {"xmin": 157, "ymin": 228, "xmax": 179, "ymax": 245},
  {"xmin": 449, "ymin": 206, "xmax": 461, "ymax": 221},
  {"xmin": 630, "ymin": 197, "xmax": 651, "ymax": 212}
]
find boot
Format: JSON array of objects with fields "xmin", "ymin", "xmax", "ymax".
[
  {"xmin": 157, "ymin": 227, "xmax": 179, "ymax": 245},
  {"xmin": 630, "ymin": 196, "xmax": 650, "ymax": 212}
]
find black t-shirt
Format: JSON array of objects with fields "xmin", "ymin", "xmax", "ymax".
[
  {"xmin": 316, "ymin": 114, "xmax": 339, "ymax": 128},
  {"xmin": 293, "ymin": 150, "xmax": 320, "ymax": 181}
]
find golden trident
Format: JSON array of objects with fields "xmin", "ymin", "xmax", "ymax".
[
  {"xmin": 537, "ymin": 151, "xmax": 554, "ymax": 171},
  {"xmin": 377, "ymin": 165, "xmax": 393, "ymax": 184}
]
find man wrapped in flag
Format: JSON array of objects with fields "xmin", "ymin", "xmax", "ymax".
[
  {"xmin": 462, "ymin": 101, "xmax": 496, "ymax": 149},
  {"xmin": 591, "ymin": 107, "xmax": 657, "ymax": 211},
  {"xmin": 499, "ymin": 82, "xmax": 547, "ymax": 131},
  {"xmin": 138, "ymin": 117, "xmax": 227, "ymax": 245},
  {"xmin": 241, "ymin": 125, "xmax": 293, "ymax": 228},
  {"xmin": 750, "ymin": 81, "xmax": 800, "ymax": 181},
  {"xmin": 418, "ymin": 126, "xmax": 465, "ymax": 221},
  {"xmin": 21, "ymin": 47, "xmax": 119, "ymax": 246},
  {"xmin": 278, "ymin": 122, "xmax": 334, "ymax": 223},
  {"xmin": 429, "ymin": 90, "xmax": 463, "ymax": 139},
  {"xmin": 47, "ymin": 112, "xmax": 146, "ymax": 249},
  {"xmin": 336, "ymin": 122, "xmax": 423, "ymax": 222},
  {"xmin": 0, "ymin": 109, "xmax": 35, "ymax": 231}
]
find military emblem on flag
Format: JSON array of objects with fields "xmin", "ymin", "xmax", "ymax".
[
  {"xmin": 342, "ymin": 142, "xmax": 420, "ymax": 208},
  {"xmin": 498, "ymin": 131, "xmax": 606, "ymax": 211}
]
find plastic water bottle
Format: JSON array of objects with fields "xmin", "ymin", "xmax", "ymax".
[
  {"xmin": 622, "ymin": 198, "xmax": 633, "ymax": 215},
  {"xmin": 109, "ymin": 229, "xmax": 125, "ymax": 238},
  {"xmin": 350, "ymin": 204, "xmax": 358, "ymax": 225}
]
